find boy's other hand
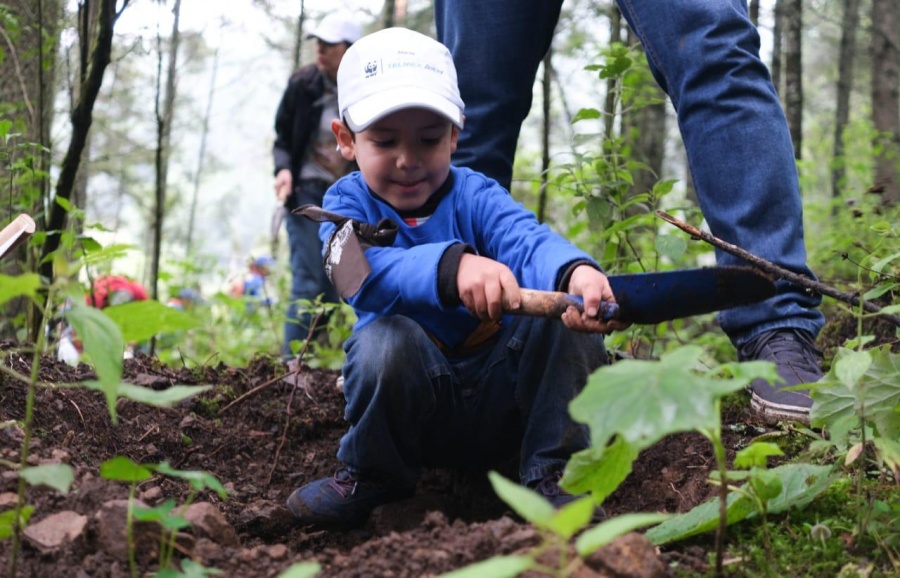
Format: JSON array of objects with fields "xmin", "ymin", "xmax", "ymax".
[
  {"xmin": 274, "ymin": 169, "xmax": 293, "ymax": 204},
  {"xmin": 457, "ymin": 254, "xmax": 520, "ymax": 321},
  {"xmin": 563, "ymin": 265, "xmax": 630, "ymax": 333}
]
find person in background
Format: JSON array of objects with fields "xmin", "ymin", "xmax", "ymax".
[
  {"xmin": 230, "ymin": 255, "xmax": 276, "ymax": 310},
  {"xmin": 435, "ymin": 0, "xmax": 825, "ymax": 423},
  {"xmin": 272, "ymin": 12, "xmax": 362, "ymax": 358},
  {"xmin": 286, "ymin": 27, "xmax": 626, "ymax": 529}
]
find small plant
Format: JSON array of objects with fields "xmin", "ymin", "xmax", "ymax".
[{"xmin": 438, "ymin": 472, "xmax": 668, "ymax": 578}]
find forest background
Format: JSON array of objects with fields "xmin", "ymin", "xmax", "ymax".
[{"xmin": 1, "ymin": 0, "xmax": 899, "ymax": 365}]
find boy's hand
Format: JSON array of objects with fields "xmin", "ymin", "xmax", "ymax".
[
  {"xmin": 562, "ymin": 265, "xmax": 631, "ymax": 333},
  {"xmin": 457, "ymin": 254, "xmax": 520, "ymax": 321}
]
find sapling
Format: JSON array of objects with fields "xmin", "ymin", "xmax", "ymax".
[{"xmin": 438, "ymin": 471, "xmax": 668, "ymax": 578}]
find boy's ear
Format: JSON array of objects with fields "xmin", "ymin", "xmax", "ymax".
[
  {"xmin": 332, "ymin": 119, "xmax": 356, "ymax": 160},
  {"xmin": 449, "ymin": 124, "xmax": 460, "ymax": 154}
]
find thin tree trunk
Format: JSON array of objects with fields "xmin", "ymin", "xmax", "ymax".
[
  {"xmin": 381, "ymin": 0, "xmax": 396, "ymax": 28},
  {"xmin": 871, "ymin": 0, "xmax": 900, "ymax": 202},
  {"xmin": 771, "ymin": 0, "xmax": 784, "ymax": 95},
  {"xmin": 749, "ymin": 0, "xmax": 760, "ymax": 26},
  {"xmin": 604, "ymin": 4, "xmax": 622, "ymax": 141},
  {"xmin": 292, "ymin": 0, "xmax": 305, "ymax": 70},
  {"xmin": 151, "ymin": 0, "xmax": 182, "ymax": 303},
  {"xmin": 783, "ymin": 0, "xmax": 803, "ymax": 159},
  {"xmin": 39, "ymin": 0, "xmax": 122, "ymax": 287},
  {"xmin": 831, "ymin": 0, "xmax": 861, "ymax": 203},
  {"xmin": 538, "ymin": 47, "xmax": 552, "ymax": 223},
  {"xmin": 185, "ymin": 48, "xmax": 218, "ymax": 257}
]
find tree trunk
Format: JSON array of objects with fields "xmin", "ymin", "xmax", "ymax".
[
  {"xmin": 538, "ymin": 47, "xmax": 552, "ymax": 223},
  {"xmin": 831, "ymin": 0, "xmax": 861, "ymax": 202},
  {"xmin": 749, "ymin": 0, "xmax": 760, "ymax": 26},
  {"xmin": 871, "ymin": 0, "xmax": 900, "ymax": 202},
  {"xmin": 150, "ymin": 0, "xmax": 182, "ymax": 303},
  {"xmin": 185, "ymin": 48, "xmax": 218, "ymax": 258},
  {"xmin": 783, "ymin": 0, "xmax": 803, "ymax": 159},
  {"xmin": 603, "ymin": 4, "xmax": 622, "ymax": 141},
  {"xmin": 292, "ymin": 0, "xmax": 305, "ymax": 70},
  {"xmin": 771, "ymin": 0, "xmax": 784, "ymax": 95},
  {"xmin": 39, "ymin": 0, "xmax": 121, "ymax": 308},
  {"xmin": 0, "ymin": 0, "xmax": 61, "ymax": 339}
]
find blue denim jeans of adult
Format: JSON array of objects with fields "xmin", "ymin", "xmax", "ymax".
[
  {"xmin": 435, "ymin": 0, "xmax": 825, "ymax": 347},
  {"xmin": 284, "ymin": 178, "xmax": 340, "ymax": 356},
  {"xmin": 336, "ymin": 315, "xmax": 607, "ymax": 489}
]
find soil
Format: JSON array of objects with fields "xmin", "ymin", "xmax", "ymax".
[{"xmin": 0, "ymin": 330, "xmax": 847, "ymax": 578}]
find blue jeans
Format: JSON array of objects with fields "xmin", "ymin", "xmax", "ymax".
[
  {"xmin": 284, "ymin": 179, "xmax": 340, "ymax": 356},
  {"xmin": 435, "ymin": 0, "xmax": 825, "ymax": 346},
  {"xmin": 336, "ymin": 315, "xmax": 607, "ymax": 488}
]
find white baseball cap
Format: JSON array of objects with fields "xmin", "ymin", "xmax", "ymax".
[
  {"xmin": 337, "ymin": 27, "xmax": 465, "ymax": 132},
  {"xmin": 307, "ymin": 12, "xmax": 363, "ymax": 45}
]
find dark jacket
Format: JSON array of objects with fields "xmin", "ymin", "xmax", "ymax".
[{"xmin": 272, "ymin": 64, "xmax": 327, "ymax": 211}]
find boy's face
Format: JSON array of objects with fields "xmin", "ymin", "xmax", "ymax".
[{"xmin": 333, "ymin": 108, "xmax": 459, "ymax": 212}]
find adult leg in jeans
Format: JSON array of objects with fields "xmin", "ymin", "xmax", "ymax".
[
  {"xmin": 436, "ymin": 0, "xmax": 825, "ymax": 420},
  {"xmin": 283, "ymin": 180, "xmax": 340, "ymax": 357}
]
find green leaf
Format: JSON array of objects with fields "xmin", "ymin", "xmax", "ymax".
[
  {"xmin": 133, "ymin": 499, "xmax": 191, "ymax": 530},
  {"xmin": 0, "ymin": 506, "xmax": 34, "ymax": 539},
  {"xmin": 154, "ymin": 462, "xmax": 227, "ymax": 500},
  {"xmin": 748, "ymin": 469, "xmax": 783, "ymax": 501},
  {"xmin": 438, "ymin": 555, "xmax": 534, "ymax": 578},
  {"xmin": 575, "ymin": 513, "xmax": 671, "ymax": 556},
  {"xmin": 488, "ymin": 471, "xmax": 556, "ymax": 529},
  {"xmin": 572, "ymin": 107, "xmax": 602, "ymax": 123},
  {"xmin": 65, "ymin": 303, "xmax": 124, "ymax": 390},
  {"xmin": 645, "ymin": 463, "xmax": 835, "ymax": 545},
  {"xmin": 564, "ymin": 436, "xmax": 637, "ymax": 502},
  {"xmin": 118, "ymin": 383, "xmax": 211, "ymax": 408},
  {"xmin": 20, "ymin": 464, "xmax": 75, "ymax": 494},
  {"xmin": 548, "ymin": 496, "xmax": 596, "ymax": 540},
  {"xmin": 872, "ymin": 437, "xmax": 900, "ymax": 478},
  {"xmin": 570, "ymin": 346, "xmax": 773, "ymax": 453},
  {"xmin": 100, "ymin": 456, "xmax": 153, "ymax": 483},
  {"xmin": 103, "ymin": 299, "xmax": 200, "ymax": 343},
  {"xmin": 811, "ymin": 345, "xmax": 900, "ymax": 439},
  {"xmin": 0, "ymin": 274, "xmax": 41, "ymax": 306},
  {"xmin": 655, "ymin": 234, "xmax": 687, "ymax": 261},
  {"xmin": 733, "ymin": 442, "xmax": 784, "ymax": 470},
  {"xmin": 834, "ymin": 349, "xmax": 872, "ymax": 390},
  {"xmin": 276, "ymin": 562, "xmax": 322, "ymax": 578}
]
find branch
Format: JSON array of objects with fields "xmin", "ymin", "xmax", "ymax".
[{"xmin": 656, "ymin": 210, "xmax": 900, "ymax": 327}]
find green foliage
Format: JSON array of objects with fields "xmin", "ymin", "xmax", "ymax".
[{"xmin": 275, "ymin": 563, "xmax": 323, "ymax": 578}]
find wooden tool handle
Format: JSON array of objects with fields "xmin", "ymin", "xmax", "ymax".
[
  {"xmin": 504, "ymin": 289, "xmax": 619, "ymax": 320},
  {"xmin": 0, "ymin": 214, "xmax": 36, "ymax": 260}
]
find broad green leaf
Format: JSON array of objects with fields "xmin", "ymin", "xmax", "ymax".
[
  {"xmin": 646, "ymin": 463, "xmax": 835, "ymax": 545},
  {"xmin": 154, "ymin": 462, "xmax": 227, "ymax": 499},
  {"xmin": 564, "ymin": 436, "xmax": 637, "ymax": 502},
  {"xmin": 156, "ymin": 558, "xmax": 222, "ymax": 577},
  {"xmin": 834, "ymin": 349, "xmax": 872, "ymax": 390},
  {"xmin": 20, "ymin": 464, "xmax": 75, "ymax": 494},
  {"xmin": 277, "ymin": 563, "xmax": 322, "ymax": 578},
  {"xmin": 733, "ymin": 442, "xmax": 784, "ymax": 470},
  {"xmin": 811, "ymin": 346, "xmax": 900, "ymax": 439},
  {"xmin": 0, "ymin": 506, "xmax": 34, "ymax": 539},
  {"xmin": 571, "ymin": 346, "xmax": 775, "ymax": 453},
  {"xmin": 438, "ymin": 555, "xmax": 534, "ymax": 578},
  {"xmin": 0, "ymin": 273, "xmax": 41, "ymax": 306},
  {"xmin": 488, "ymin": 471, "xmax": 555, "ymax": 529},
  {"xmin": 572, "ymin": 107, "xmax": 601, "ymax": 123},
  {"xmin": 655, "ymin": 234, "xmax": 687, "ymax": 261},
  {"xmin": 748, "ymin": 470, "xmax": 783, "ymax": 501},
  {"xmin": 133, "ymin": 500, "xmax": 191, "ymax": 530},
  {"xmin": 65, "ymin": 304, "xmax": 124, "ymax": 390},
  {"xmin": 100, "ymin": 456, "xmax": 153, "ymax": 483},
  {"xmin": 575, "ymin": 513, "xmax": 671, "ymax": 556},
  {"xmin": 103, "ymin": 299, "xmax": 200, "ymax": 343},
  {"xmin": 118, "ymin": 383, "xmax": 211, "ymax": 408},
  {"xmin": 548, "ymin": 496, "xmax": 596, "ymax": 540}
]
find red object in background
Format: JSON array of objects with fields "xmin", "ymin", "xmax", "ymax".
[{"xmin": 87, "ymin": 275, "xmax": 149, "ymax": 309}]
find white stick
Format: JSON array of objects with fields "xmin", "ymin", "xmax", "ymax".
[{"xmin": 0, "ymin": 214, "xmax": 36, "ymax": 261}]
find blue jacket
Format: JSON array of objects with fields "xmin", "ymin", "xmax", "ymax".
[{"xmin": 320, "ymin": 166, "xmax": 599, "ymax": 352}]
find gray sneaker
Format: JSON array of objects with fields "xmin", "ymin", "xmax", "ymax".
[{"xmin": 738, "ymin": 329, "xmax": 823, "ymax": 424}]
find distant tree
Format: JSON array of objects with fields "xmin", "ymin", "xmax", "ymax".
[
  {"xmin": 783, "ymin": 0, "xmax": 803, "ymax": 159},
  {"xmin": 832, "ymin": 0, "xmax": 862, "ymax": 201},
  {"xmin": 870, "ymin": 0, "xmax": 900, "ymax": 202}
]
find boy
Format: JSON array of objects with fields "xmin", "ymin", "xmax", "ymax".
[{"xmin": 287, "ymin": 27, "xmax": 625, "ymax": 528}]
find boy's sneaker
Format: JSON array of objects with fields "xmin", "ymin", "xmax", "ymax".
[
  {"xmin": 286, "ymin": 467, "xmax": 415, "ymax": 528},
  {"xmin": 739, "ymin": 329, "xmax": 823, "ymax": 424}
]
